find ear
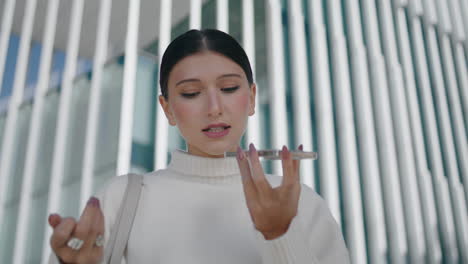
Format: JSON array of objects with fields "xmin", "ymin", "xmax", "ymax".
[
  {"xmin": 158, "ymin": 95, "xmax": 177, "ymax": 126},
  {"xmin": 248, "ymin": 83, "xmax": 256, "ymax": 116}
]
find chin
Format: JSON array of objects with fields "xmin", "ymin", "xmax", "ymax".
[{"xmin": 202, "ymin": 143, "xmax": 236, "ymax": 157}]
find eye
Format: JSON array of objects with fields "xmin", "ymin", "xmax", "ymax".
[
  {"xmin": 221, "ymin": 86, "xmax": 239, "ymax": 93},
  {"xmin": 181, "ymin": 92, "xmax": 200, "ymax": 98}
]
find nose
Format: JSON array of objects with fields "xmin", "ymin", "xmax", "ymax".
[{"xmin": 206, "ymin": 89, "xmax": 223, "ymax": 117}]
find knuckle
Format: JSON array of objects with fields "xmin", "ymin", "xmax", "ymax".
[
  {"xmin": 62, "ymin": 217, "xmax": 77, "ymax": 228},
  {"xmin": 90, "ymin": 224, "xmax": 100, "ymax": 234},
  {"xmin": 251, "ymin": 175, "xmax": 261, "ymax": 182},
  {"xmin": 62, "ymin": 217, "xmax": 75, "ymax": 224},
  {"xmin": 76, "ymin": 254, "xmax": 88, "ymax": 264},
  {"xmin": 251, "ymin": 202, "xmax": 262, "ymax": 213},
  {"xmin": 263, "ymin": 201, "xmax": 276, "ymax": 210},
  {"xmin": 54, "ymin": 229, "xmax": 69, "ymax": 241},
  {"xmin": 250, "ymin": 158, "xmax": 261, "ymax": 167},
  {"xmin": 284, "ymin": 181, "xmax": 297, "ymax": 188},
  {"xmin": 240, "ymin": 166, "xmax": 250, "ymax": 175},
  {"xmin": 74, "ymin": 224, "xmax": 89, "ymax": 238},
  {"xmin": 50, "ymin": 236, "xmax": 60, "ymax": 250},
  {"xmin": 60, "ymin": 252, "xmax": 75, "ymax": 263},
  {"xmin": 75, "ymin": 225, "xmax": 89, "ymax": 239}
]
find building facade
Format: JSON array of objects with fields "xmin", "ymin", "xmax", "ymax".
[{"xmin": 0, "ymin": 0, "xmax": 467, "ymax": 263}]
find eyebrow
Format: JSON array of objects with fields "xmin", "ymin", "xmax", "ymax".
[
  {"xmin": 175, "ymin": 78, "xmax": 200, "ymax": 87},
  {"xmin": 175, "ymin": 74, "xmax": 242, "ymax": 87},
  {"xmin": 217, "ymin": 73, "xmax": 242, "ymax": 79}
]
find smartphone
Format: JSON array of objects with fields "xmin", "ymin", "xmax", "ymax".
[{"xmin": 224, "ymin": 149, "xmax": 318, "ymax": 160}]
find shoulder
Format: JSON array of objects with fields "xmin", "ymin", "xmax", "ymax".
[
  {"xmin": 94, "ymin": 174, "xmax": 131, "ymax": 215},
  {"xmin": 94, "ymin": 171, "xmax": 161, "ymax": 212}
]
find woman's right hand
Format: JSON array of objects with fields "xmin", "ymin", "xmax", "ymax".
[{"xmin": 49, "ymin": 197, "xmax": 105, "ymax": 264}]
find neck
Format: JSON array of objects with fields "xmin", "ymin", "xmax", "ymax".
[{"xmin": 186, "ymin": 143, "xmax": 238, "ymax": 158}]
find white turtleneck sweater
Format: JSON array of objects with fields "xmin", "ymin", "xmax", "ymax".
[{"xmin": 51, "ymin": 149, "xmax": 350, "ymax": 264}]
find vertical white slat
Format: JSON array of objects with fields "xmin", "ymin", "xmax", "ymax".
[
  {"xmin": 343, "ymin": 0, "xmax": 388, "ymax": 262},
  {"xmin": 307, "ymin": 0, "xmax": 339, "ymax": 214},
  {"xmin": 433, "ymin": 0, "xmax": 453, "ymax": 34},
  {"xmin": 408, "ymin": 0, "xmax": 424, "ymax": 18},
  {"xmin": 243, "ymin": 0, "xmax": 261, "ymax": 151},
  {"xmin": 325, "ymin": 1, "xmax": 366, "ymax": 262},
  {"xmin": 393, "ymin": 0, "xmax": 408, "ymax": 8},
  {"xmin": 80, "ymin": 0, "xmax": 113, "ymax": 210},
  {"xmin": 286, "ymin": 1, "xmax": 315, "ymax": 190},
  {"xmin": 421, "ymin": 0, "xmax": 438, "ymax": 25},
  {"xmin": 440, "ymin": 37, "xmax": 468, "ymax": 205},
  {"xmin": 190, "ymin": 0, "xmax": 202, "ymax": 30},
  {"xmin": 453, "ymin": 44, "xmax": 468, "ymax": 196},
  {"xmin": 436, "ymin": 34, "xmax": 468, "ymax": 263},
  {"xmin": 435, "ymin": 174, "xmax": 461, "ymax": 260},
  {"xmin": 0, "ymin": 0, "xmax": 37, "ymax": 235},
  {"xmin": 455, "ymin": 181, "xmax": 468, "ymax": 230},
  {"xmin": 265, "ymin": 0, "xmax": 289, "ymax": 177},
  {"xmin": 379, "ymin": 1, "xmax": 427, "ymax": 262},
  {"xmin": 361, "ymin": 0, "xmax": 408, "ymax": 262},
  {"xmin": 459, "ymin": 0, "xmax": 468, "ymax": 49},
  {"xmin": 154, "ymin": 0, "xmax": 172, "ymax": 170},
  {"xmin": 11, "ymin": 0, "xmax": 60, "ymax": 262},
  {"xmin": 41, "ymin": 1, "xmax": 85, "ymax": 262},
  {"xmin": 427, "ymin": 28, "xmax": 468, "ymax": 262},
  {"xmin": 447, "ymin": 0, "xmax": 466, "ymax": 42},
  {"xmin": 116, "ymin": 0, "xmax": 140, "ymax": 176},
  {"xmin": 409, "ymin": 16, "xmax": 459, "ymax": 263},
  {"xmin": 216, "ymin": 0, "xmax": 229, "ymax": 32},
  {"xmin": 393, "ymin": 5, "xmax": 442, "ymax": 263},
  {"xmin": 0, "ymin": 0, "xmax": 16, "ymax": 95}
]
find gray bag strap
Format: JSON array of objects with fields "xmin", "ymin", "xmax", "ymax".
[{"xmin": 104, "ymin": 173, "xmax": 143, "ymax": 264}]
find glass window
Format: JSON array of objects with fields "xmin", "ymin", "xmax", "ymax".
[
  {"xmin": 92, "ymin": 62, "xmax": 124, "ymax": 193},
  {"xmin": 59, "ymin": 77, "xmax": 91, "ymax": 217}
]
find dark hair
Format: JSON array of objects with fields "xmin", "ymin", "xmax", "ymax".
[{"xmin": 159, "ymin": 29, "xmax": 254, "ymax": 100}]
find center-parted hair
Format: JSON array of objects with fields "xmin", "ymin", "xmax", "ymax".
[{"xmin": 159, "ymin": 29, "xmax": 254, "ymax": 100}]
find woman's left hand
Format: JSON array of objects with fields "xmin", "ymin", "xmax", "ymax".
[{"xmin": 236, "ymin": 143, "xmax": 302, "ymax": 240}]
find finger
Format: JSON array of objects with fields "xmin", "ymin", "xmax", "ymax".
[
  {"xmin": 247, "ymin": 143, "xmax": 273, "ymax": 197},
  {"xmin": 48, "ymin": 213, "xmax": 62, "ymax": 228},
  {"xmin": 236, "ymin": 145, "xmax": 258, "ymax": 203},
  {"xmin": 281, "ymin": 145, "xmax": 298, "ymax": 187},
  {"xmin": 82, "ymin": 201, "xmax": 105, "ymax": 251},
  {"xmin": 74, "ymin": 197, "xmax": 100, "ymax": 247},
  {"xmin": 50, "ymin": 217, "xmax": 77, "ymax": 250},
  {"xmin": 292, "ymin": 144, "xmax": 303, "ymax": 182}
]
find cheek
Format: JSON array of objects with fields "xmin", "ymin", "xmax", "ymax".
[
  {"xmin": 228, "ymin": 94, "xmax": 250, "ymax": 112},
  {"xmin": 172, "ymin": 102, "xmax": 199, "ymax": 124}
]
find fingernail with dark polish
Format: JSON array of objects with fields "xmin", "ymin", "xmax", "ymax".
[
  {"xmin": 88, "ymin": 197, "xmax": 100, "ymax": 208},
  {"xmin": 48, "ymin": 214, "xmax": 54, "ymax": 222},
  {"xmin": 299, "ymin": 144, "xmax": 303, "ymax": 151},
  {"xmin": 282, "ymin": 145, "xmax": 287, "ymax": 159},
  {"xmin": 249, "ymin": 143, "xmax": 255, "ymax": 154}
]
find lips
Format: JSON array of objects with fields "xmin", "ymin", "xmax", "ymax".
[
  {"xmin": 202, "ymin": 123, "xmax": 232, "ymax": 138},
  {"xmin": 202, "ymin": 123, "xmax": 231, "ymax": 131}
]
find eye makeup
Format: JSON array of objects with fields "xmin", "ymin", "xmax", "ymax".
[
  {"xmin": 221, "ymin": 86, "xmax": 240, "ymax": 93},
  {"xmin": 181, "ymin": 91, "xmax": 200, "ymax": 98},
  {"xmin": 180, "ymin": 86, "xmax": 240, "ymax": 98}
]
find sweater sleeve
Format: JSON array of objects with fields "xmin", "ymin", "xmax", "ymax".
[
  {"xmin": 254, "ymin": 183, "xmax": 350, "ymax": 264},
  {"xmin": 95, "ymin": 175, "xmax": 129, "ymax": 264}
]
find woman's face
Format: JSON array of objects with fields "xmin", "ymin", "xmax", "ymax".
[{"xmin": 159, "ymin": 51, "xmax": 256, "ymax": 158}]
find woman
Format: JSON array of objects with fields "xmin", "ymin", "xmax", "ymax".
[{"xmin": 48, "ymin": 29, "xmax": 350, "ymax": 263}]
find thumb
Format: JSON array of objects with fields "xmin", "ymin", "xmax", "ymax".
[{"xmin": 48, "ymin": 213, "xmax": 62, "ymax": 228}]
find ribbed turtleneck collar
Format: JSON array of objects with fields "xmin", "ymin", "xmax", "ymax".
[{"xmin": 167, "ymin": 149, "xmax": 241, "ymax": 178}]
